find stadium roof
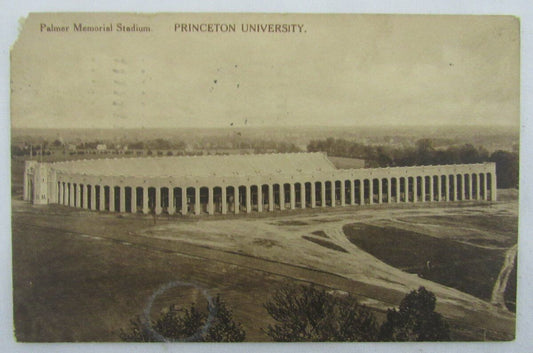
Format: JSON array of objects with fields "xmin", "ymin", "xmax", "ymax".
[{"xmin": 53, "ymin": 152, "xmax": 338, "ymax": 178}]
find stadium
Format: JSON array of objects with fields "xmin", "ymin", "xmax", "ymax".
[{"xmin": 23, "ymin": 152, "xmax": 497, "ymax": 215}]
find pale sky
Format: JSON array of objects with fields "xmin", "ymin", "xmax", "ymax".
[{"xmin": 11, "ymin": 13, "xmax": 520, "ymax": 129}]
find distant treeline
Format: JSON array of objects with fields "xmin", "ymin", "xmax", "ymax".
[
  {"xmin": 308, "ymin": 138, "xmax": 518, "ymax": 188},
  {"xmin": 11, "ymin": 137, "xmax": 302, "ymax": 156}
]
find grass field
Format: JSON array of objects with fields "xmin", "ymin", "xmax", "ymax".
[{"xmin": 343, "ymin": 223, "xmax": 505, "ymax": 301}]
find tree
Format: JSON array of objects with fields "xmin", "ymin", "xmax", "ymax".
[
  {"xmin": 415, "ymin": 138, "xmax": 435, "ymax": 165},
  {"xmin": 120, "ymin": 294, "xmax": 245, "ymax": 342},
  {"xmin": 490, "ymin": 150, "xmax": 519, "ymax": 188},
  {"xmin": 379, "ymin": 287, "xmax": 450, "ymax": 341},
  {"xmin": 264, "ymin": 284, "xmax": 378, "ymax": 342}
]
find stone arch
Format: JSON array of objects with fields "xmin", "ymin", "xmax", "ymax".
[
  {"xmin": 237, "ymin": 185, "xmax": 247, "ymax": 212},
  {"xmin": 135, "ymin": 186, "xmax": 143, "ymax": 213},
  {"xmin": 464, "ymin": 174, "xmax": 471, "ymax": 200},
  {"xmin": 440, "ymin": 175, "xmax": 447, "ymax": 201},
  {"xmin": 416, "ymin": 176, "xmax": 423, "ymax": 202},
  {"xmin": 487, "ymin": 173, "xmax": 494, "ymax": 201},
  {"xmin": 226, "ymin": 186, "xmax": 236, "ymax": 213},
  {"xmin": 381, "ymin": 178, "xmax": 389, "ymax": 203},
  {"xmin": 304, "ymin": 182, "xmax": 312, "ymax": 207},
  {"xmin": 324, "ymin": 180, "xmax": 335, "ymax": 206},
  {"xmin": 448, "ymin": 175, "xmax": 455, "ymax": 201},
  {"xmin": 172, "ymin": 187, "xmax": 182, "ymax": 214},
  {"xmin": 432, "ymin": 175, "xmax": 439, "ymax": 201},
  {"xmin": 213, "ymin": 186, "xmax": 223, "ymax": 214},
  {"xmin": 199, "ymin": 187, "xmax": 209, "ymax": 214},
  {"xmin": 294, "ymin": 182, "xmax": 302, "ymax": 208},
  {"xmin": 363, "ymin": 179, "xmax": 371, "ymax": 204},
  {"xmin": 456, "ymin": 174, "xmax": 463, "ymax": 201},
  {"xmin": 282, "ymin": 183, "xmax": 290, "ymax": 209},
  {"xmin": 354, "ymin": 179, "xmax": 362, "ymax": 205},
  {"xmin": 314, "ymin": 181, "xmax": 323, "ymax": 207},
  {"xmin": 103, "ymin": 185, "xmax": 111, "ymax": 211},
  {"xmin": 390, "ymin": 177, "xmax": 398, "ymax": 202},
  {"xmin": 479, "ymin": 173, "xmax": 486, "ymax": 200},
  {"xmin": 272, "ymin": 184, "xmax": 281, "ymax": 210},
  {"xmin": 147, "ymin": 187, "xmax": 157, "ymax": 213},
  {"xmin": 261, "ymin": 184, "xmax": 270, "ymax": 210},
  {"xmin": 344, "ymin": 180, "xmax": 352, "ymax": 205}
]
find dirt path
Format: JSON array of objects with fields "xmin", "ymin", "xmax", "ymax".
[{"xmin": 490, "ymin": 244, "xmax": 517, "ymax": 308}]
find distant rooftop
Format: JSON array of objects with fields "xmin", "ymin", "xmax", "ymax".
[{"xmin": 53, "ymin": 152, "xmax": 337, "ymax": 178}]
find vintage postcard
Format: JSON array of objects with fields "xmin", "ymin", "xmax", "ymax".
[{"xmin": 10, "ymin": 12, "xmax": 519, "ymax": 344}]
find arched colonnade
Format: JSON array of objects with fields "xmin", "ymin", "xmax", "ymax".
[{"xmin": 54, "ymin": 168, "xmax": 497, "ymax": 216}]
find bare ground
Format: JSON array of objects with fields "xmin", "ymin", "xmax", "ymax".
[{"xmin": 12, "ymin": 192, "xmax": 517, "ymax": 341}]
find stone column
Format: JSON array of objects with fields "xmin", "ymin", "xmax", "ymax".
[
  {"xmin": 396, "ymin": 178, "xmax": 401, "ymax": 203},
  {"xmin": 444, "ymin": 176, "xmax": 449, "ymax": 201},
  {"xmin": 110, "ymin": 186, "xmax": 116, "ymax": 212},
  {"xmin": 340, "ymin": 182, "xmax": 345, "ymax": 206},
  {"xmin": 412, "ymin": 178, "xmax": 417, "ymax": 203},
  {"xmin": 320, "ymin": 181, "xmax": 326, "ymax": 208},
  {"xmin": 351, "ymin": 180, "xmax": 356, "ymax": 205},
  {"xmin": 76, "ymin": 184, "xmax": 81, "ymax": 208},
  {"xmin": 88, "ymin": 185, "xmax": 94, "ymax": 210},
  {"xmin": 330, "ymin": 182, "xmax": 336, "ymax": 207},
  {"xmin": 182, "ymin": 188, "xmax": 187, "ymax": 215},
  {"xmin": 475, "ymin": 174, "xmax": 480, "ymax": 200},
  {"xmin": 194, "ymin": 187, "xmax": 200, "ymax": 215},
  {"xmin": 221, "ymin": 187, "xmax": 227, "ymax": 214},
  {"xmin": 421, "ymin": 177, "xmax": 426, "ymax": 202},
  {"xmin": 245, "ymin": 185, "xmax": 251, "ymax": 213},
  {"xmin": 386, "ymin": 178, "xmax": 391, "ymax": 203},
  {"xmin": 257, "ymin": 186, "xmax": 263, "ymax": 212},
  {"xmin": 234, "ymin": 187, "xmax": 239, "ymax": 214},
  {"xmin": 279, "ymin": 185, "xmax": 285, "ymax": 210},
  {"xmin": 290, "ymin": 183, "xmax": 295, "ymax": 209},
  {"xmin": 153, "ymin": 187, "xmax": 160, "ymax": 215},
  {"xmin": 208, "ymin": 187, "xmax": 214, "ymax": 215},
  {"xmin": 377, "ymin": 179, "xmax": 383, "ymax": 204},
  {"xmin": 99, "ymin": 186, "xmax": 105, "ymax": 211},
  {"xmin": 482, "ymin": 174, "xmax": 488, "ymax": 201},
  {"xmin": 436, "ymin": 176, "xmax": 441, "ymax": 201},
  {"xmin": 310, "ymin": 182, "xmax": 316, "ymax": 208},
  {"xmin": 168, "ymin": 187, "xmax": 175, "ymax": 215},
  {"xmin": 268, "ymin": 185, "xmax": 274, "ymax": 212},
  {"xmin": 82, "ymin": 184, "xmax": 88, "ymax": 209},
  {"xmin": 460, "ymin": 174, "xmax": 465, "ymax": 201},
  {"xmin": 120, "ymin": 186, "xmax": 125, "ymax": 213},
  {"xmin": 368, "ymin": 179, "xmax": 374, "ymax": 205},
  {"xmin": 491, "ymin": 172, "xmax": 497, "ymax": 201},
  {"xmin": 451, "ymin": 176, "xmax": 456, "ymax": 202},
  {"xmin": 131, "ymin": 187, "xmax": 137, "ymax": 213},
  {"xmin": 359, "ymin": 180, "xmax": 364, "ymax": 205},
  {"xmin": 300, "ymin": 183, "xmax": 306, "ymax": 209},
  {"xmin": 68, "ymin": 184, "xmax": 73, "ymax": 207},
  {"xmin": 58, "ymin": 182, "xmax": 63, "ymax": 205},
  {"xmin": 429, "ymin": 177, "xmax": 434, "ymax": 202},
  {"xmin": 143, "ymin": 187, "xmax": 149, "ymax": 214},
  {"xmin": 67, "ymin": 184, "xmax": 72, "ymax": 206},
  {"xmin": 467, "ymin": 175, "xmax": 472, "ymax": 200}
]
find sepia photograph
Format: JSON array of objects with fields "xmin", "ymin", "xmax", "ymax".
[{"xmin": 7, "ymin": 9, "xmax": 525, "ymax": 349}]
